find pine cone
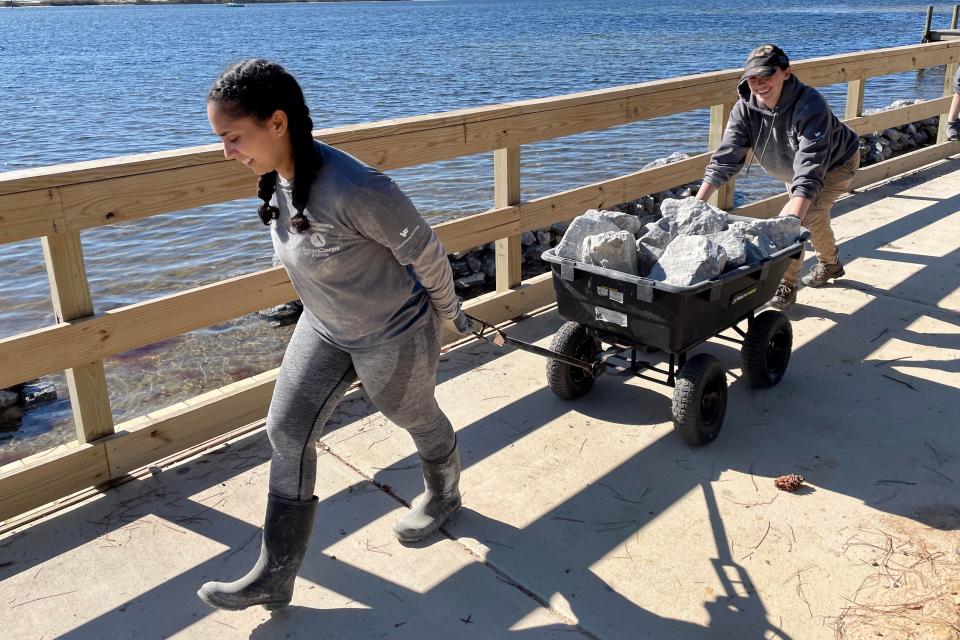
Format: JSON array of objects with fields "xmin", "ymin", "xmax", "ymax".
[{"xmin": 774, "ymin": 474, "xmax": 805, "ymax": 492}]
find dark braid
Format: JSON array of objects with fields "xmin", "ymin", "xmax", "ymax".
[
  {"xmin": 207, "ymin": 59, "xmax": 321, "ymax": 232},
  {"xmin": 257, "ymin": 172, "xmax": 279, "ymax": 225}
]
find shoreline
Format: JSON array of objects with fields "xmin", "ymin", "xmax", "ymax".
[{"xmin": 2, "ymin": 0, "xmax": 408, "ymax": 7}]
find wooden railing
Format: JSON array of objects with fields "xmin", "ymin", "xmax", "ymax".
[{"xmin": 1, "ymin": 40, "xmax": 959, "ymax": 523}]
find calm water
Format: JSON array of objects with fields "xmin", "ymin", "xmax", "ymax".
[{"xmin": 0, "ymin": 0, "xmax": 954, "ymax": 460}]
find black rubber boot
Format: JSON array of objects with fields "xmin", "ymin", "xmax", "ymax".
[
  {"xmin": 393, "ymin": 441, "xmax": 462, "ymax": 543},
  {"xmin": 197, "ymin": 494, "xmax": 318, "ymax": 611}
]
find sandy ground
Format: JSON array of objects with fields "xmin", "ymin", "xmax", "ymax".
[{"xmin": 1, "ymin": 156, "xmax": 959, "ymax": 639}]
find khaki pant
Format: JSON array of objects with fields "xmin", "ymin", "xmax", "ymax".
[{"xmin": 782, "ymin": 154, "xmax": 860, "ymax": 286}]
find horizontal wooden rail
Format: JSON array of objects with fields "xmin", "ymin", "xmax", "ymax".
[
  {"xmin": 1, "ymin": 41, "xmax": 958, "ymax": 245},
  {"xmin": 0, "ymin": 105, "xmax": 954, "ymax": 387},
  {"xmin": 731, "ymin": 140, "xmax": 960, "ymax": 219},
  {"xmin": 0, "ymin": 276, "xmax": 554, "ymax": 522},
  {"xmin": 0, "ymin": 267, "xmax": 295, "ymax": 389},
  {"xmin": 845, "ymin": 95, "xmax": 953, "ymax": 135},
  {"xmin": 0, "ymin": 154, "xmax": 708, "ymax": 386},
  {"xmin": 2, "ymin": 40, "xmax": 960, "ymax": 524}
]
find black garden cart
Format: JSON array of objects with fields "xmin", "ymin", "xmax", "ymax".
[{"xmin": 468, "ymin": 226, "xmax": 808, "ymax": 446}]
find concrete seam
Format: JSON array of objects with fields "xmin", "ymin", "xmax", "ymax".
[{"xmin": 319, "ymin": 442, "xmax": 600, "ymax": 639}]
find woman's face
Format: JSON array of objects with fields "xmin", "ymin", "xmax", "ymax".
[
  {"xmin": 747, "ymin": 67, "xmax": 791, "ymax": 109},
  {"xmin": 207, "ymin": 102, "xmax": 292, "ymax": 177}
]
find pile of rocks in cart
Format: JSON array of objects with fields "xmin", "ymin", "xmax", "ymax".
[{"xmin": 555, "ymin": 197, "xmax": 801, "ymax": 286}]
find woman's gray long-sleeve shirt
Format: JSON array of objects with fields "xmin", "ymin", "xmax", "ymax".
[
  {"xmin": 272, "ymin": 141, "xmax": 458, "ymax": 351},
  {"xmin": 703, "ymin": 75, "xmax": 860, "ymax": 201}
]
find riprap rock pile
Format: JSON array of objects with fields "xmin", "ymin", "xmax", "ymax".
[{"xmin": 556, "ymin": 198, "xmax": 801, "ymax": 286}]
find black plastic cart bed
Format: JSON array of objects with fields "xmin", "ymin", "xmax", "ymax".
[{"xmin": 467, "ymin": 226, "xmax": 809, "ymax": 446}]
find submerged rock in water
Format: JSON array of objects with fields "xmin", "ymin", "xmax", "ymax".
[
  {"xmin": 22, "ymin": 381, "xmax": 57, "ymax": 407},
  {"xmin": 0, "ymin": 405, "xmax": 23, "ymax": 432},
  {"xmin": 0, "ymin": 389, "xmax": 17, "ymax": 410},
  {"xmin": 581, "ymin": 230, "xmax": 638, "ymax": 275},
  {"xmin": 649, "ymin": 235, "xmax": 728, "ymax": 286},
  {"xmin": 258, "ymin": 301, "xmax": 304, "ymax": 327}
]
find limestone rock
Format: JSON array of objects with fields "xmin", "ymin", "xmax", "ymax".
[
  {"xmin": 581, "ymin": 230, "xmax": 638, "ymax": 275},
  {"xmin": 555, "ymin": 212, "xmax": 621, "ymax": 259},
  {"xmin": 636, "ymin": 224, "xmax": 675, "ymax": 275},
  {"xmin": 750, "ymin": 216, "xmax": 801, "ymax": 250},
  {"xmin": 727, "ymin": 222, "xmax": 774, "ymax": 262},
  {"xmin": 661, "ymin": 197, "xmax": 728, "ymax": 236},
  {"xmin": 649, "ymin": 236, "xmax": 728, "ymax": 286},
  {"xmin": 706, "ymin": 227, "xmax": 749, "ymax": 268},
  {"xmin": 642, "ymin": 151, "xmax": 690, "ymax": 171},
  {"xmin": 587, "ymin": 208, "xmax": 645, "ymax": 236}
]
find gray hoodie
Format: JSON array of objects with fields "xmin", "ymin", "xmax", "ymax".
[{"xmin": 703, "ymin": 75, "xmax": 860, "ymax": 200}]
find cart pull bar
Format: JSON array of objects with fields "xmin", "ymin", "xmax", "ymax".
[{"xmin": 464, "ymin": 314, "xmax": 603, "ymax": 378}]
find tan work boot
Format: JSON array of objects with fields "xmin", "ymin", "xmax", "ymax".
[
  {"xmin": 802, "ymin": 259, "xmax": 845, "ymax": 288},
  {"xmin": 769, "ymin": 282, "xmax": 797, "ymax": 311}
]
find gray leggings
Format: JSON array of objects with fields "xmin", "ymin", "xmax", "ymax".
[{"xmin": 267, "ymin": 311, "xmax": 455, "ymax": 500}]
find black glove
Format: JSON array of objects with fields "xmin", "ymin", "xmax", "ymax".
[
  {"xmin": 947, "ymin": 120, "xmax": 960, "ymax": 142},
  {"xmin": 451, "ymin": 306, "xmax": 476, "ymax": 336}
]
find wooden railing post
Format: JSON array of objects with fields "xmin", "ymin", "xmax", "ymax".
[
  {"xmin": 708, "ymin": 103, "xmax": 735, "ymax": 210},
  {"xmin": 41, "ymin": 232, "xmax": 114, "ymax": 443},
  {"xmin": 494, "ymin": 146, "xmax": 522, "ymax": 291},
  {"xmin": 845, "ymin": 78, "xmax": 866, "ymax": 119},
  {"xmin": 922, "ymin": 5, "xmax": 934, "ymax": 43},
  {"xmin": 937, "ymin": 61, "xmax": 959, "ymax": 143}
]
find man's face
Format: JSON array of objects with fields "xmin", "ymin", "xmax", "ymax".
[{"xmin": 747, "ymin": 67, "xmax": 792, "ymax": 109}]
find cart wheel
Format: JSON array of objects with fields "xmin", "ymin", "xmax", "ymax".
[
  {"xmin": 546, "ymin": 322, "xmax": 600, "ymax": 400},
  {"xmin": 741, "ymin": 310, "xmax": 793, "ymax": 388},
  {"xmin": 672, "ymin": 354, "xmax": 727, "ymax": 446}
]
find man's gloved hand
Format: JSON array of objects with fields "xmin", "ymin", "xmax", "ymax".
[
  {"xmin": 447, "ymin": 304, "xmax": 476, "ymax": 337},
  {"xmin": 947, "ymin": 120, "xmax": 960, "ymax": 142}
]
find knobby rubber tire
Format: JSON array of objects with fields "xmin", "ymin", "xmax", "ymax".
[
  {"xmin": 741, "ymin": 310, "xmax": 793, "ymax": 389},
  {"xmin": 546, "ymin": 322, "xmax": 600, "ymax": 400},
  {"xmin": 672, "ymin": 353, "xmax": 727, "ymax": 446}
]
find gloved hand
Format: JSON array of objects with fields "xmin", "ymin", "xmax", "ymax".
[
  {"xmin": 450, "ymin": 305, "xmax": 476, "ymax": 337},
  {"xmin": 947, "ymin": 120, "xmax": 960, "ymax": 142}
]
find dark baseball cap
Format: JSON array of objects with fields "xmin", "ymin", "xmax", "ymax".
[{"xmin": 740, "ymin": 44, "xmax": 790, "ymax": 83}]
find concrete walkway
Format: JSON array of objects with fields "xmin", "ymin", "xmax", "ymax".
[{"xmin": 2, "ymin": 157, "xmax": 959, "ymax": 640}]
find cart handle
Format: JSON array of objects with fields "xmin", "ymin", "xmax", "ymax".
[{"xmin": 464, "ymin": 314, "xmax": 604, "ymax": 377}]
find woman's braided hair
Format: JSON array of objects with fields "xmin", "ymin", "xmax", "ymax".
[{"xmin": 208, "ymin": 59, "xmax": 320, "ymax": 233}]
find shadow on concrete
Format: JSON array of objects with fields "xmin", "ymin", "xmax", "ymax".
[{"xmin": 3, "ymin": 159, "xmax": 959, "ymax": 639}]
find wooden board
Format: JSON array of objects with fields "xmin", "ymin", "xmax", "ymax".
[
  {"xmin": 0, "ymin": 273, "xmax": 558, "ymax": 521},
  {"xmin": 845, "ymin": 96, "xmax": 953, "ymax": 135},
  {"xmin": 3, "ymin": 42, "xmax": 958, "ymax": 247},
  {"xmin": 520, "ymin": 152, "xmax": 710, "ymax": 231},
  {"xmin": 0, "ymin": 442, "xmax": 108, "ymax": 523},
  {"xmin": 0, "ymin": 267, "xmax": 297, "ymax": 389},
  {"xmin": 41, "ymin": 232, "xmax": 114, "ymax": 442}
]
